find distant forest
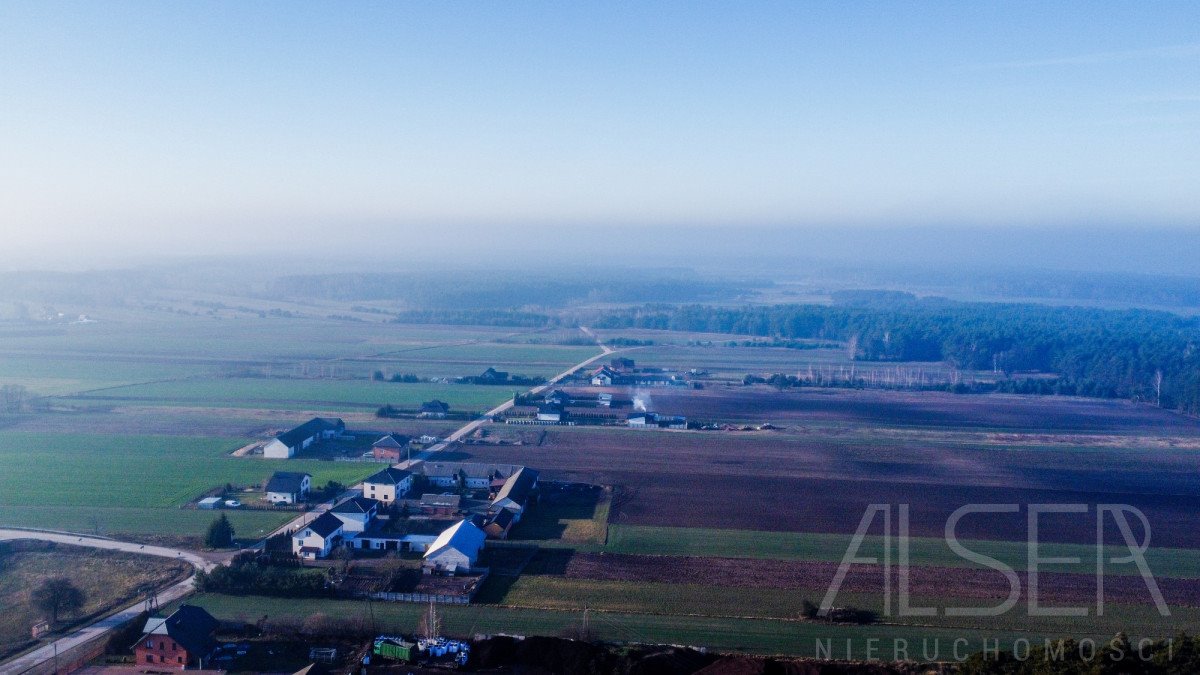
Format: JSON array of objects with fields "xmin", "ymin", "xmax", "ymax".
[
  {"xmin": 594, "ymin": 294, "xmax": 1200, "ymax": 415},
  {"xmin": 269, "ymin": 272, "xmax": 761, "ymax": 308}
]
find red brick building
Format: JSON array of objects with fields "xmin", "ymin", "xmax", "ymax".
[
  {"xmin": 371, "ymin": 433, "xmax": 410, "ymax": 462},
  {"xmin": 134, "ymin": 605, "xmax": 219, "ymax": 668}
]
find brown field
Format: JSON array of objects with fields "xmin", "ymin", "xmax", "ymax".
[
  {"xmin": 610, "ymin": 386, "xmax": 1200, "ymax": 434},
  {"xmin": 458, "ymin": 389, "xmax": 1200, "ymax": 547},
  {"xmin": 526, "ymin": 550, "xmax": 1200, "ymax": 607}
]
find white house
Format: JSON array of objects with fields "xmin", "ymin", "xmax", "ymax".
[
  {"xmin": 330, "ymin": 496, "xmax": 379, "ymax": 533},
  {"xmin": 362, "ymin": 467, "xmax": 413, "ymax": 504},
  {"xmin": 590, "ymin": 366, "xmax": 619, "ymax": 386},
  {"xmin": 263, "ymin": 417, "xmax": 345, "ymax": 459},
  {"xmin": 292, "ymin": 512, "xmax": 345, "ymax": 560},
  {"xmin": 354, "ymin": 530, "xmax": 439, "ymax": 553},
  {"xmin": 265, "ymin": 471, "xmax": 311, "ymax": 504},
  {"xmin": 421, "ymin": 519, "xmax": 486, "ymax": 575},
  {"xmin": 536, "ymin": 403, "xmax": 565, "ymax": 423}
]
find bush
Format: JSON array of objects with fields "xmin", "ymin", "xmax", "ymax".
[{"xmin": 194, "ymin": 555, "xmax": 329, "ymax": 597}]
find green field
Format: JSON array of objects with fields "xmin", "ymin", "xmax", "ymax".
[
  {"xmin": 59, "ymin": 378, "xmax": 514, "ymax": 412},
  {"xmin": 477, "ymin": 575, "xmax": 1195, "ymax": 639},
  {"xmin": 0, "ymin": 355, "xmax": 221, "ymax": 396},
  {"xmin": 181, "ymin": 593, "xmax": 1057, "ymax": 659},
  {"xmin": 509, "ymin": 488, "xmax": 611, "ymax": 544},
  {"xmin": 0, "ymin": 313, "xmax": 582, "ymax": 396},
  {"xmin": 0, "ymin": 432, "xmax": 383, "ymax": 536}
]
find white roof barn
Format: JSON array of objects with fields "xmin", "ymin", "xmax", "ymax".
[{"xmin": 422, "ymin": 519, "xmax": 486, "ymax": 575}]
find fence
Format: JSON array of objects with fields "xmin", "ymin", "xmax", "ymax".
[{"xmin": 365, "ymin": 592, "xmax": 472, "ymax": 605}]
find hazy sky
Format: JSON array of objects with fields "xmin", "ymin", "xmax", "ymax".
[{"xmin": 1, "ymin": 2, "xmax": 1198, "ymax": 265}]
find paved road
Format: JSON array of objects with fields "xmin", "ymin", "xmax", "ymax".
[
  {"xmin": 1, "ymin": 329, "xmax": 619, "ymax": 674},
  {"xmin": 0, "ymin": 530, "xmax": 222, "ymax": 675},
  {"xmin": 400, "ymin": 327, "xmax": 616, "ymax": 465}
]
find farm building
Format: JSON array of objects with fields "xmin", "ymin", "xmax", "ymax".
[
  {"xmin": 355, "ymin": 518, "xmax": 447, "ymax": 553},
  {"xmin": 263, "ymin": 417, "xmax": 345, "ymax": 458},
  {"xmin": 422, "ymin": 519, "xmax": 486, "ymax": 575},
  {"xmin": 419, "ymin": 400, "xmax": 451, "ymax": 418},
  {"xmin": 479, "ymin": 367, "xmax": 508, "ymax": 383},
  {"xmin": 597, "ymin": 392, "xmax": 613, "ymax": 407},
  {"xmin": 417, "ymin": 462, "xmax": 523, "ymax": 490},
  {"xmin": 292, "ymin": 511, "xmax": 345, "ymax": 559},
  {"xmin": 134, "ymin": 605, "xmax": 219, "ymax": 668},
  {"xmin": 489, "ymin": 467, "xmax": 539, "ymax": 520},
  {"xmin": 196, "ymin": 497, "xmax": 222, "ymax": 510},
  {"xmin": 590, "ymin": 366, "xmax": 620, "ymax": 386},
  {"xmin": 543, "ymin": 389, "xmax": 571, "ymax": 406},
  {"xmin": 330, "ymin": 496, "xmax": 379, "ymax": 533},
  {"xmin": 363, "ymin": 467, "xmax": 413, "ymax": 503},
  {"xmin": 265, "ymin": 471, "xmax": 311, "ymax": 504},
  {"xmin": 480, "ymin": 508, "xmax": 516, "ymax": 539},
  {"xmin": 420, "ymin": 493, "xmax": 462, "ymax": 516},
  {"xmin": 536, "ymin": 402, "xmax": 567, "ymax": 423},
  {"xmin": 372, "ymin": 433, "xmax": 411, "ymax": 461},
  {"xmin": 627, "ymin": 412, "xmax": 687, "ymax": 429}
]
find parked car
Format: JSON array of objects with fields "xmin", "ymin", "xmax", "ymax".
[{"xmin": 224, "ymin": 499, "xmax": 242, "ymax": 508}]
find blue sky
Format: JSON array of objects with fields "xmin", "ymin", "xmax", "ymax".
[{"xmin": 0, "ymin": 2, "xmax": 1197, "ymax": 262}]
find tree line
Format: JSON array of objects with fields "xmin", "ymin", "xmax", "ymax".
[{"xmin": 592, "ymin": 298, "xmax": 1200, "ymax": 415}]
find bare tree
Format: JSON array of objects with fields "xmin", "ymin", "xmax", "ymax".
[{"xmin": 1154, "ymin": 369, "xmax": 1164, "ymax": 407}]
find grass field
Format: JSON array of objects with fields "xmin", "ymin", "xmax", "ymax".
[
  {"xmin": 0, "ymin": 432, "xmax": 383, "ymax": 536},
  {"xmin": 59, "ymin": 378, "xmax": 515, "ymax": 412},
  {"xmin": 181, "ymin": 593, "xmax": 1058, "ymax": 659},
  {"xmin": 509, "ymin": 485, "xmax": 611, "ymax": 544},
  {"xmin": 476, "ymin": 575, "xmax": 1197, "ymax": 639},
  {"xmin": 0, "ymin": 312, "xmax": 589, "ymax": 397},
  {"xmin": 0, "ymin": 541, "xmax": 190, "ymax": 654}
]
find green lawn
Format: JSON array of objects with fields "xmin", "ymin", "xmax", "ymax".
[
  {"xmin": 0, "ymin": 432, "xmax": 383, "ymax": 535},
  {"xmin": 182, "ymin": 593, "xmax": 1058, "ymax": 659}
]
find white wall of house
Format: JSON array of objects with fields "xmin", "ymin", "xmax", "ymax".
[
  {"xmin": 332, "ymin": 511, "xmax": 373, "ymax": 533},
  {"xmin": 267, "ymin": 490, "xmax": 297, "ymax": 504},
  {"xmin": 423, "ymin": 547, "xmax": 474, "ymax": 573},
  {"xmin": 263, "ymin": 439, "xmax": 294, "ymax": 458},
  {"xmin": 364, "ymin": 477, "xmax": 412, "ymax": 503},
  {"xmin": 292, "ymin": 528, "xmax": 341, "ymax": 559}
]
